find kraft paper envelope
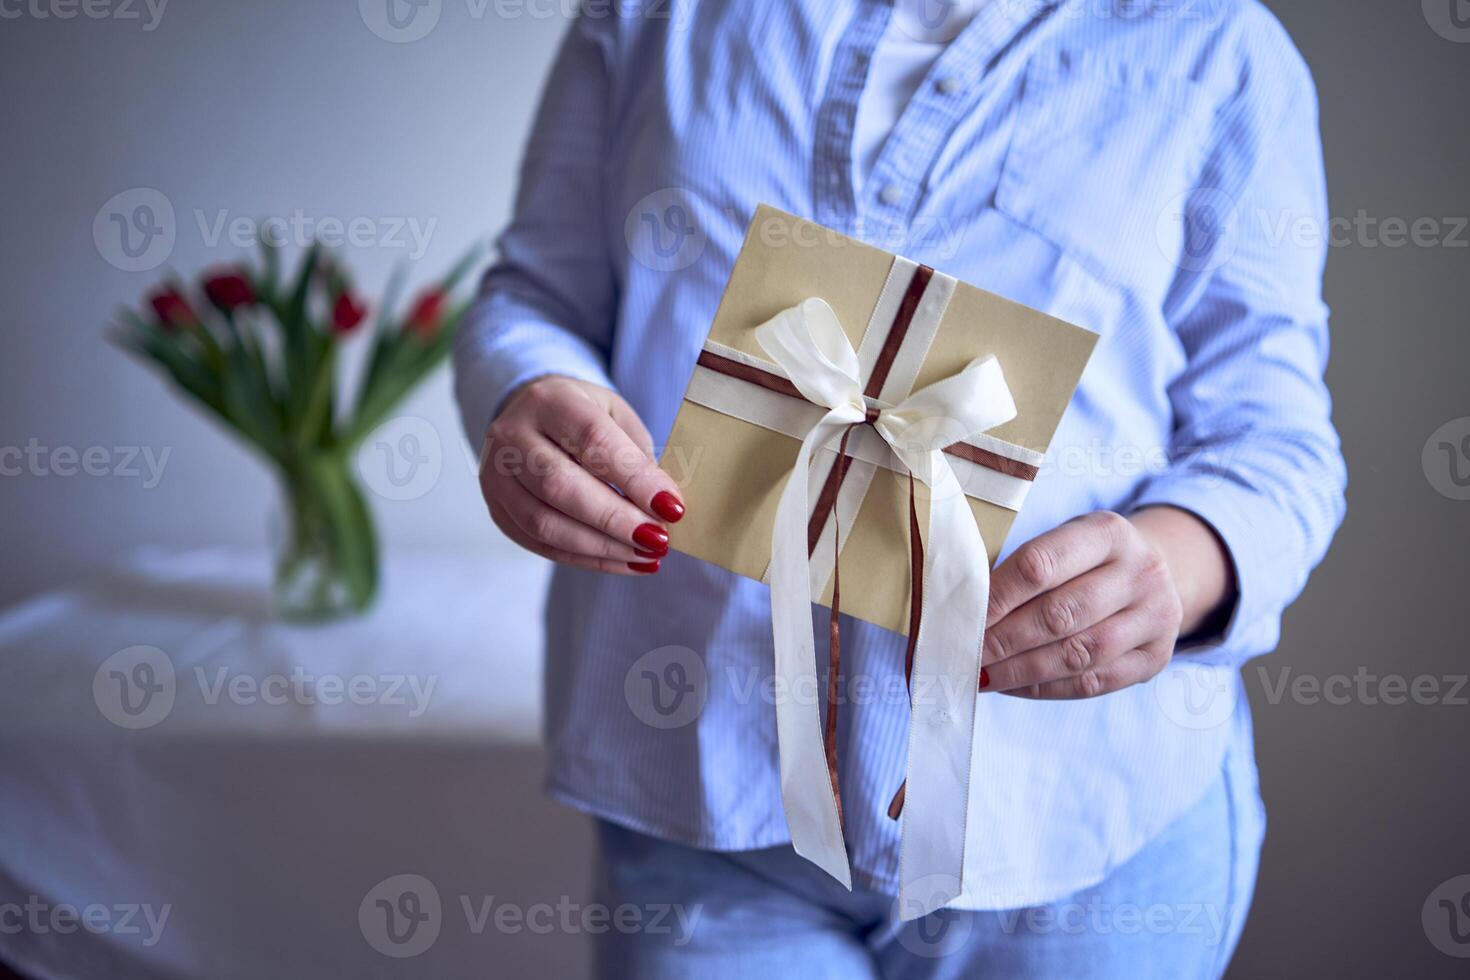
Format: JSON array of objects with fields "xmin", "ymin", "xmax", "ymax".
[{"xmin": 660, "ymin": 204, "xmax": 1097, "ymax": 636}]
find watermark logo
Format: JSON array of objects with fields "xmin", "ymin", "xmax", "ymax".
[
  {"xmin": 1423, "ymin": 875, "xmax": 1470, "ymax": 958},
  {"xmin": 93, "ymin": 187, "xmax": 176, "ymax": 273},
  {"xmin": 624, "ymin": 645, "xmax": 707, "ymax": 729},
  {"xmin": 1153, "ymin": 662, "xmax": 1236, "ymax": 730},
  {"xmin": 893, "ymin": 0, "xmax": 969, "ymax": 42},
  {"xmin": 359, "ymin": 0, "xmax": 442, "ymax": 42},
  {"xmin": 95, "ymin": 647, "xmax": 438, "ymax": 728},
  {"xmin": 360, "ymin": 874, "xmax": 443, "ymax": 958},
  {"xmin": 1423, "ymin": 417, "xmax": 1470, "ymax": 501},
  {"xmin": 895, "ymin": 875, "xmax": 974, "ymax": 958},
  {"xmin": 93, "ymin": 645, "xmax": 176, "ymax": 730},
  {"xmin": 359, "ymin": 878, "xmax": 702, "ymax": 956},
  {"xmin": 94, "ymin": 190, "xmax": 439, "ymax": 272},
  {"xmin": 1424, "ymin": 0, "xmax": 1470, "ymax": 42},
  {"xmin": 357, "ymin": 416, "xmax": 443, "ymax": 501},
  {"xmin": 625, "ymin": 189, "xmax": 708, "ymax": 272},
  {"xmin": 1157, "ymin": 186, "xmax": 1240, "ymax": 275}
]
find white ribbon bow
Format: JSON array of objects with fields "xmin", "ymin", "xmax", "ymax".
[{"xmin": 756, "ymin": 297, "xmax": 1018, "ymax": 919}]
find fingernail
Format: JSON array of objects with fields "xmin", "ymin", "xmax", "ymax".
[
  {"xmin": 633, "ymin": 524, "xmax": 669, "ymax": 550},
  {"xmin": 628, "ymin": 560, "xmax": 661, "ymax": 574},
  {"xmin": 651, "ymin": 491, "xmax": 685, "ymax": 523},
  {"xmin": 979, "ymin": 667, "xmax": 991, "ymax": 691},
  {"xmin": 634, "ymin": 547, "xmax": 667, "ymax": 560}
]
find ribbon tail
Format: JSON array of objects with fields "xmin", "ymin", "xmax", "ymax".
[
  {"xmin": 887, "ymin": 472, "xmax": 923, "ymax": 821},
  {"xmin": 894, "ymin": 457, "xmax": 988, "ymax": 921},
  {"xmin": 769, "ymin": 410, "xmax": 858, "ymax": 891}
]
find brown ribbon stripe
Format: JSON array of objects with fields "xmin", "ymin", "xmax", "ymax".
[{"xmin": 692, "ymin": 349, "xmax": 1040, "ymax": 493}]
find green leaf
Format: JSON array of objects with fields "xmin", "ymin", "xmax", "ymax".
[
  {"xmin": 347, "ymin": 299, "xmax": 467, "ymax": 445},
  {"xmin": 221, "ymin": 341, "xmax": 284, "ymax": 460},
  {"xmin": 274, "ymin": 244, "xmax": 324, "ymax": 420},
  {"xmin": 302, "ymin": 455, "xmax": 378, "ymax": 610},
  {"xmin": 111, "ymin": 320, "xmax": 250, "ymax": 441},
  {"xmin": 296, "ymin": 342, "xmax": 337, "ymax": 453}
]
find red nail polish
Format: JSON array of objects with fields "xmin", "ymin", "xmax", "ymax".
[
  {"xmin": 628, "ymin": 560, "xmax": 661, "ymax": 574},
  {"xmin": 634, "ymin": 547, "xmax": 667, "ymax": 560},
  {"xmin": 651, "ymin": 491, "xmax": 685, "ymax": 523},
  {"xmin": 633, "ymin": 524, "xmax": 669, "ymax": 550},
  {"xmin": 979, "ymin": 667, "xmax": 991, "ymax": 690}
]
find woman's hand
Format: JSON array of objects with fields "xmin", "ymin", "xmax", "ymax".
[
  {"xmin": 980, "ymin": 508, "xmax": 1234, "ymax": 699},
  {"xmin": 478, "ymin": 375, "xmax": 686, "ymax": 575}
]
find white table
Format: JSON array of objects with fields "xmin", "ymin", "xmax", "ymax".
[{"xmin": 0, "ymin": 547, "xmax": 596, "ymax": 979}]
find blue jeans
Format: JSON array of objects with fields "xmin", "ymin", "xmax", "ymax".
[{"xmin": 592, "ymin": 747, "xmax": 1264, "ymax": 979}]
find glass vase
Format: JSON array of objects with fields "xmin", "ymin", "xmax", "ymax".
[{"xmin": 271, "ymin": 454, "xmax": 379, "ymax": 622}]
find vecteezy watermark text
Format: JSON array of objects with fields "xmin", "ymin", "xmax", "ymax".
[
  {"xmin": 1254, "ymin": 665, "xmax": 1468, "ymax": 707},
  {"xmin": 0, "ymin": 897, "xmax": 171, "ymax": 948},
  {"xmin": 94, "ymin": 645, "xmax": 438, "ymax": 730},
  {"xmin": 93, "ymin": 187, "xmax": 440, "ymax": 273},
  {"xmin": 358, "ymin": 874, "xmax": 702, "ymax": 958},
  {"xmin": 0, "ymin": 0, "xmax": 168, "ymax": 30},
  {"xmin": 0, "ymin": 440, "xmax": 170, "ymax": 488},
  {"xmin": 195, "ymin": 209, "xmax": 437, "ymax": 259}
]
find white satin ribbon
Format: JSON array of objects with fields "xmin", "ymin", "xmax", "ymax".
[{"xmin": 755, "ymin": 297, "xmax": 1018, "ymax": 919}]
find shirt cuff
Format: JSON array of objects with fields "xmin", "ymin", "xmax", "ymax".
[
  {"xmin": 1127, "ymin": 476, "xmax": 1286, "ymax": 667},
  {"xmin": 452, "ymin": 301, "xmax": 616, "ymax": 448}
]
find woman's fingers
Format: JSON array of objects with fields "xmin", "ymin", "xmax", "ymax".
[
  {"xmin": 479, "ymin": 376, "xmax": 682, "ymax": 574},
  {"xmin": 485, "ymin": 468, "xmax": 648, "ymax": 563},
  {"xmin": 999, "ymin": 646, "xmax": 1168, "ymax": 701},
  {"xmin": 510, "ymin": 432, "xmax": 671, "ymax": 556},
  {"xmin": 986, "ymin": 512, "xmax": 1130, "ymax": 624},
  {"xmin": 983, "ymin": 608, "xmax": 1158, "ymax": 694},
  {"xmin": 488, "ymin": 500, "xmax": 659, "ymax": 576},
  {"xmin": 535, "ymin": 384, "xmax": 686, "ymax": 522},
  {"xmin": 983, "ymin": 561, "xmax": 1135, "ymax": 665}
]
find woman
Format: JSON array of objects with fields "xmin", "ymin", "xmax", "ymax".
[{"xmin": 454, "ymin": 1, "xmax": 1344, "ymax": 976}]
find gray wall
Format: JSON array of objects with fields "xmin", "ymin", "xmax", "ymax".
[
  {"xmin": 1, "ymin": 1, "xmax": 1467, "ymax": 977},
  {"xmin": 1232, "ymin": 2, "xmax": 1470, "ymax": 977}
]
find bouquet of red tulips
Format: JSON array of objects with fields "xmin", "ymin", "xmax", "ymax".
[{"xmin": 113, "ymin": 240, "xmax": 481, "ymax": 620}]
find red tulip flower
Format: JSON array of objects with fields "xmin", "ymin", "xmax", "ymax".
[
  {"xmin": 148, "ymin": 287, "xmax": 199, "ymax": 331},
  {"xmin": 332, "ymin": 291, "xmax": 368, "ymax": 334},
  {"xmin": 203, "ymin": 269, "xmax": 256, "ymax": 313},
  {"xmin": 406, "ymin": 289, "xmax": 446, "ymax": 338}
]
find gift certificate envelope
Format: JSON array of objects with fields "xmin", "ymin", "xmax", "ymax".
[{"xmin": 661, "ymin": 204, "xmax": 1097, "ymax": 636}]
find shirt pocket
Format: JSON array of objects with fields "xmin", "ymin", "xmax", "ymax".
[{"xmin": 994, "ymin": 49, "xmax": 1214, "ymax": 292}]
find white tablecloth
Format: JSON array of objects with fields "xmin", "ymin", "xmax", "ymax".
[{"xmin": 0, "ymin": 547, "xmax": 597, "ymax": 979}]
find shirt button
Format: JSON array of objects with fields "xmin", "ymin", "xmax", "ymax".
[
  {"xmin": 879, "ymin": 184, "xmax": 903, "ymax": 206},
  {"xmin": 936, "ymin": 76, "xmax": 962, "ymax": 95}
]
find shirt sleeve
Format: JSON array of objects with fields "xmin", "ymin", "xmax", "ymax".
[
  {"xmin": 1127, "ymin": 62, "xmax": 1347, "ymax": 668},
  {"xmin": 452, "ymin": 14, "xmax": 619, "ymax": 446}
]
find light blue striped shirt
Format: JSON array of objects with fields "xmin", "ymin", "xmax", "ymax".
[{"xmin": 454, "ymin": 0, "xmax": 1344, "ymax": 906}]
